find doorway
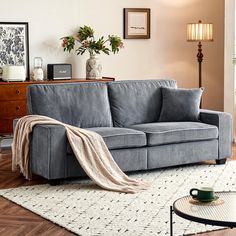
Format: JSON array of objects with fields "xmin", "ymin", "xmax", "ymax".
[{"xmin": 224, "ymin": 0, "xmax": 235, "ymax": 141}]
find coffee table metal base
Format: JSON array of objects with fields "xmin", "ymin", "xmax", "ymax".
[{"xmin": 170, "ymin": 206, "xmax": 173, "ymax": 236}]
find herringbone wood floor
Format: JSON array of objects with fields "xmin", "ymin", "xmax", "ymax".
[{"xmin": 0, "ymin": 146, "xmax": 236, "ymax": 236}]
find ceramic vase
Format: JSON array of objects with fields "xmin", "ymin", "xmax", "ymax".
[{"xmin": 86, "ymin": 53, "xmax": 102, "ymax": 79}]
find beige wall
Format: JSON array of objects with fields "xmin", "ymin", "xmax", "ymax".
[{"xmin": 0, "ymin": 0, "xmax": 224, "ymax": 110}]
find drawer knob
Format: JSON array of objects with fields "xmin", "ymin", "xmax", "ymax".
[
  {"xmin": 16, "ymin": 106, "xmax": 20, "ymax": 111},
  {"xmin": 16, "ymin": 90, "xmax": 20, "ymax": 94}
]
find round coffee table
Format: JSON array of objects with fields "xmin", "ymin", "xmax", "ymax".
[{"xmin": 170, "ymin": 191, "xmax": 236, "ymax": 236}]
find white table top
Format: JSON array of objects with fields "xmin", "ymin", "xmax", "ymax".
[{"xmin": 173, "ymin": 191, "xmax": 236, "ymax": 227}]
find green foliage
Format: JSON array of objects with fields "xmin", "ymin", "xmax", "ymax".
[
  {"xmin": 61, "ymin": 36, "xmax": 75, "ymax": 53},
  {"xmin": 78, "ymin": 26, "xmax": 94, "ymax": 41},
  {"xmin": 109, "ymin": 35, "xmax": 124, "ymax": 54},
  {"xmin": 61, "ymin": 25, "xmax": 124, "ymax": 56}
]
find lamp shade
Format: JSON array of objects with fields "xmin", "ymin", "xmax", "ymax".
[{"xmin": 187, "ymin": 20, "xmax": 213, "ymax": 41}]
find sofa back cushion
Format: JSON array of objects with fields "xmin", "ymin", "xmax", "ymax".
[
  {"xmin": 108, "ymin": 80, "xmax": 177, "ymax": 127},
  {"xmin": 28, "ymin": 82, "xmax": 113, "ymax": 128}
]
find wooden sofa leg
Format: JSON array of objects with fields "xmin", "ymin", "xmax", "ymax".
[
  {"xmin": 215, "ymin": 158, "xmax": 226, "ymax": 165},
  {"xmin": 49, "ymin": 179, "xmax": 61, "ymax": 186}
]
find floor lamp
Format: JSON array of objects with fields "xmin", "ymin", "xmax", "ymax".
[{"xmin": 187, "ymin": 20, "xmax": 213, "ymax": 89}]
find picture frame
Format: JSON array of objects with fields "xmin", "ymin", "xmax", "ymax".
[
  {"xmin": 0, "ymin": 22, "xmax": 29, "ymax": 80},
  {"xmin": 124, "ymin": 8, "xmax": 151, "ymax": 39}
]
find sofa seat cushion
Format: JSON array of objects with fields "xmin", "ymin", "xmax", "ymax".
[
  {"xmin": 129, "ymin": 122, "xmax": 218, "ymax": 146},
  {"xmin": 67, "ymin": 127, "xmax": 146, "ymax": 153}
]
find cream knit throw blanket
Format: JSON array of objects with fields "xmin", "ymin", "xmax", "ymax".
[{"xmin": 12, "ymin": 115, "xmax": 149, "ymax": 193}]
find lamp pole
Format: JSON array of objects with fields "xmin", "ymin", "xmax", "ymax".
[{"xmin": 197, "ymin": 41, "xmax": 203, "ymax": 88}]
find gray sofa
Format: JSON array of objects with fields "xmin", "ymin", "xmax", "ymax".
[{"xmin": 27, "ymin": 80, "xmax": 232, "ymax": 184}]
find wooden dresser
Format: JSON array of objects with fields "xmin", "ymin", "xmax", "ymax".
[{"xmin": 0, "ymin": 78, "xmax": 114, "ymax": 135}]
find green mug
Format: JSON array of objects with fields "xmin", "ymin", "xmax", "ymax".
[{"xmin": 190, "ymin": 187, "xmax": 215, "ymax": 201}]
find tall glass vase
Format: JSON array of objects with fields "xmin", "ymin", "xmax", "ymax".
[{"xmin": 86, "ymin": 52, "xmax": 102, "ymax": 80}]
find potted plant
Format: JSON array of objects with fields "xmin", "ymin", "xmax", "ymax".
[{"xmin": 61, "ymin": 26, "xmax": 124, "ymax": 79}]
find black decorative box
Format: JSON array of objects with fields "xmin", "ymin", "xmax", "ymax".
[{"xmin": 47, "ymin": 64, "xmax": 72, "ymax": 80}]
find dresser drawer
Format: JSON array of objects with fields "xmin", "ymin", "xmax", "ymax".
[
  {"xmin": 0, "ymin": 118, "xmax": 15, "ymax": 134},
  {"xmin": 0, "ymin": 85, "xmax": 27, "ymax": 101},
  {"xmin": 0, "ymin": 100, "xmax": 27, "ymax": 118}
]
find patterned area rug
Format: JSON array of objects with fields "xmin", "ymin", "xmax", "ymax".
[{"xmin": 1, "ymin": 161, "xmax": 236, "ymax": 236}]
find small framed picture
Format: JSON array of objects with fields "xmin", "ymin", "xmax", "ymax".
[
  {"xmin": 0, "ymin": 22, "xmax": 29, "ymax": 80},
  {"xmin": 124, "ymin": 8, "xmax": 151, "ymax": 39}
]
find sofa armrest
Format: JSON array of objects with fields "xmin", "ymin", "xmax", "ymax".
[
  {"xmin": 13, "ymin": 118, "xmax": 21, "ymax": 132},
  {"xmin": 200, "ymin": 109, "xmax": 232, "ymax": 159},
  {"xmin": 31, "ymin": 124, "xmax": 67, "ymax": 180}
]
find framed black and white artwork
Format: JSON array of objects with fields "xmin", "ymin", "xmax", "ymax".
[
  {"xmin": 0, "ymin": 22, "xmax": 29, "ymax": 80},
  {"xmin": 124, "ymin": 8, "xmax": 151, "ymax": 39}
]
